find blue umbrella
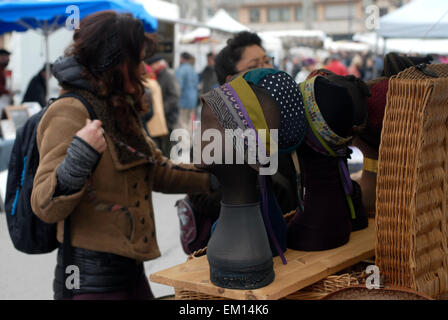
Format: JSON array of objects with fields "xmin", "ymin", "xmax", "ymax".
[
  {"xmin": 0, "ymin": 0, "xmax": 157, "ymax": 34},
  {"xmin": 0, "ymin": 0, "xmax": 158, "ymax": 100}
]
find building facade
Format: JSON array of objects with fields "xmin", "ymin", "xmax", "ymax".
[{"xmin": 212, "ymin": 0, "xmax": 411, "ymax": 39}]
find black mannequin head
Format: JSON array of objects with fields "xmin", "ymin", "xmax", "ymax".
[{"xmin": 314, "ymin": 76, "xmax": 355, "ymax": 138}]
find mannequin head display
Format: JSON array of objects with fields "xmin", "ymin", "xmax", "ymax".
[
  {"xmin": 352, "ymin": 77, "xmax": 389, "ymax": 218},
  {"xmin": 287, "ymin": 75, "xmax": 358, "ymax": 251},
  {"xmin": 197, "ymin": 69, "xmax": 307, "ymax": 289},
  {"xmin": 305, "ymin": 69, "xmax": 370, "ymax": 231}
]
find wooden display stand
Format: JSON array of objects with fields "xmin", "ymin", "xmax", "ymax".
[{"xmin": 150, "ymin": 219, "xmax": 375, "ymax": 300}]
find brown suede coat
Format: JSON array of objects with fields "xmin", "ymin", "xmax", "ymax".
[{"xmin": 31, "ymin": 96, "xmax": 210, "ymax": 261}]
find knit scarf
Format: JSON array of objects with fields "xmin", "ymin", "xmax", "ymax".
[{"xmin": 68, "ymin": 87, "xmax": 153, "ymax": 165}]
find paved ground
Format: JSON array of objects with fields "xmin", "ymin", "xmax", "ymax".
[{"xmin": 0, "ymin": 172, "xmax": 188, "ymax": 300}]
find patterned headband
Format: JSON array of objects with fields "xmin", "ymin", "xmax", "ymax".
[
  {"xmin": 299, "ymin": 75, "xmax": 352, "ymax": 157},
  {"xmin": 243, "ymin": 69, "xmax": 308, "ymax": 153},
  {"xmin": 203, "ymin": 73, "xmax": 278, "ymax": 170}
]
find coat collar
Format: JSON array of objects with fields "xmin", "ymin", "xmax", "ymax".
[{"xmin": 67, "ymin": 88, "xmax": 154, "ymax": 171}]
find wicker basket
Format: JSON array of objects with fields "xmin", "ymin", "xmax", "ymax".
[
  {"xmin": 173, "ymin": 247, "xmax": 369, "ymax": 300},
  {"xmin": 321, "ymin": 285, "xmax": 433, "ymax": 300},
  {"xmin": 375, "ymin": 64, "xmax": 448, "ymax": 298}
]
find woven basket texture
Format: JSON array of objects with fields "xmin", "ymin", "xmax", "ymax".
[
  {"xmin": 375, "ymin": 64, "xmax": 448, "ymax": 298},
  {"xmin": 321, "ymin": 285, "xmax": 433, "ymax": 300}
]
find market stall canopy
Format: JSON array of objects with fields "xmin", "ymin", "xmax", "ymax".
[
  {"xmin": 378, "ymin": 0, "xmax": 448, "ymax": 39},
  {"xmin": 260, "ymin": 30, "xmax": 327, "ymax": 49},
  {"xmin": 0, "ymin": 0, "xmax": 158, "ymax": 34},
  {"xmin": 180, "ymin": 9, "xmax": 249, "ymax": 44},
  {"xmin": 324, "ymin": 38, "xmax": 370, "ymax": 52},
  {"xmin": 354, "ymin": 32, "xmax": 448, "ymax": 55},
  {"xmin": 0, "ymin": 0, "xmax": 157, "ymax": 101},
  {"xmin": 206, "ymin": 9, "xmax": 249, "ymax": 34},
  {"xmin": 180, "ymin": 27, "xmax": 211, "ymax": 44},
  {"xmin": 134, "ymin": 0, "xmax": 179, "ymax": 24}
]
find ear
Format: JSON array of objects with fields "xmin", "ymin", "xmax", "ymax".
[{"xmin": 225, "ymin": 75, "xmax": 232, "ymax": 83}]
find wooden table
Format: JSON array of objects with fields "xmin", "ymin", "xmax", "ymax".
[{"xmin": 150, "ymin": 219, "xmax": 375, "ymax": 300}]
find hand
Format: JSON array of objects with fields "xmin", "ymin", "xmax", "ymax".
[{"xmin": 76, "ymin": 119, "xmax": 107, "ymax": 153}]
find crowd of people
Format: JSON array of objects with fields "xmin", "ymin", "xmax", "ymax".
[{"xmin": 281, "ymin": 51, "xmax": 382, "ymax": 84}]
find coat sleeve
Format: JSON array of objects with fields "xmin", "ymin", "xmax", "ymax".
[
  {"xmin": 147, "ymin": 137, "xmax": 211, "ymax": 194},
  {"xmin": 162, "ymin": 72, "xmax": 180, "ymax": 128},
  {"xmin": 31, "ymin": 98, "xmax": 90, "ymax": 224}
]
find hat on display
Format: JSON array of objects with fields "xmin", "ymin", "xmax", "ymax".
[
  {"xmin": 287, "ymin": 74, "xmax": 367, "ymax": 251},
  {"xmin": 201, "ymin": 68, "xmax": 309, "ymax": 263}
]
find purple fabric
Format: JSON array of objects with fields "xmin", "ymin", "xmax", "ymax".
[
  {"xmin": 224, "ymin": 83, "xmax": 287, "ymax": 265},
  {"xmin": 224, "ymin": 83, "xmax": 267, "ymax": 158},
  {"xmin": 338, "ymin": 158, "xmax": 354, "ymax": 195},
  {"xmin": 261, "ymin": 176, "xmax": 287, "ymax": 265}
]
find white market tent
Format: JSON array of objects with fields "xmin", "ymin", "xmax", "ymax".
[
  {"xmin": 324, "ymin": 38, "xmax": 370, "ymax": 52},
  {"xmin": 207, "ymin": 9, "xmax": 250, "ymax": 34},
  {"xmin": 352, "ymin": 0, "xmax": 448, "ymax": 56},
  {"xmin": 180, "ymin": 27, "xmax": 211, "ymax": 44},
  {"xmin": 378, "ymin": 0, "xmax": 448, "ymax": 39},
  {"xmin": 353, "ymin": 32, "xmax": 448, "ymax": 55},
  {"xmin": 180, "ymin": 9, "xmax": 249, "ymax": 43},
  {"xmin": 135, "ymin": 0, "xmax": 180, "ymax": 23}
]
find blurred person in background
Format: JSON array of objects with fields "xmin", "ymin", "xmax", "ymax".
[
  {"xmin": 347, "ymin": 54, "xmax": 363, "ymax": 79},
  {"xmin": 291, "ymin": 56, "xmax": 302, "ymax": 80},
  {"xmin": 147, "ymin": 56, "xmax": 180, "ymax": 156},
  {"xmin": 199, "ymin": 52, "xmax": 219, "ymax": 95},
  {"xmin": 295, "ymin": 58, "xmax": 316, "ymax": 83},
  {"xmin": 22, "ymin": 63, "xmax": 52, "ymax": 108},
  {"xmin": 325, "ymin": 54, "xmax": 348, "ymax": 76},
  {"xmin": 363, "ymin": 56, "xmax": 375, "ymax": 81},
  {"xmin": 282, "ymin": 56, "xmax": 294, "ymax": 76},
  {"xmin": 175, "ymin": 52, "xmax": 198, "ymax": 149},
  {"xmin": 0, "ymin": 48, "xmax": 12, "ymax": 110}
]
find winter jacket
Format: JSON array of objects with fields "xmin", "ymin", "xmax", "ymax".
[
  {"xmin": 53, "ymin": 246, "xmax": 152, "ymax": 299},
  {"xmin": 22, "ymin": 73, "xmax": 47, "ymax": 107},
  {"xmin": 156, "ymin": 67, "xmax": 180, "ymax": 129},
  {"xmin": 175, "ymin": 63, "xmax": 199, "ymax": 109},
  {"xmin": 31, "ymin": 55, "xmax": 211, "ymax": 262}
]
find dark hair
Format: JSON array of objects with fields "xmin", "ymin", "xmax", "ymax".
[
  {"xmin": 214, "ymin": 31, "xmax": 263, "ymax": 85},
  {"xmin": 67, "ymin": 11, "xmax": 155, "ymax": 132},
  {"xmin": 181, "ymin": 52, "xmax": 193, "ymax": 61}
]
